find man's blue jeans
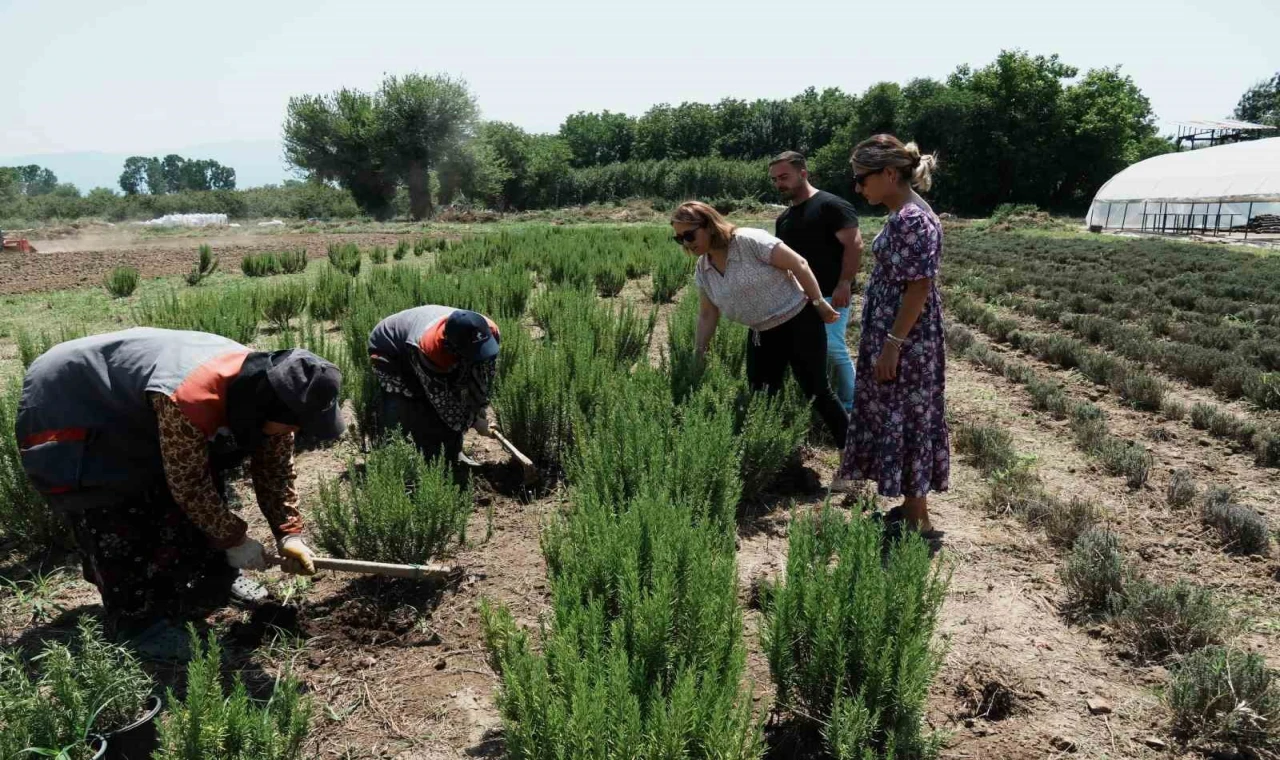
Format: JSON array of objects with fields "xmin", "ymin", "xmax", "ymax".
[{"xmin": 825, "ymin": 297, "xmax": 855, "ymax": 414}]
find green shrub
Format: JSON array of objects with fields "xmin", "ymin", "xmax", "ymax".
[
  {"xmin": 1212, "ymin": 365, "xmax": 1253, "ymax": 400},
  {"xmin": 154, "ymin": 627, "xmax": 310, "ymax": 760},
  {"xmin": 1060, "ymin": 528, "xmax": 1127, "ymax": 615},
  {"xmin": 393, "ymin": 239, "xmax": 410, "ymax": 260},
  {"xmin": 1169, "ymin": 646, "xmax": 1280, "ymax": 751},
  {"xmin": 262, "ymin": 282, "xmax": 309, "ymax": 332},
  {"xmin": 1096, "ymin": 437, "xmax": 1153, "ymax": 489},
  {"xmin": 185, "ymin": 244, "xmax": 219, "ymax": 285},
  {"xmin": 1201, "ymin": 488, "xmax": 1271, "ymax": 555},
  {"xmin": 326, "ymin": 242, "xmax": 362, "ymax": 276},
  {"xmin": 1118, "ymin": 371, "xmax": 1165, "ymax": 411},
  {"xmin": 1188, "ymin": 402, "xmax": 1218, "ymax": 433},
  {"xmin": 483, "ymin": 491, "xmax": 758, "ymax": 760},
  {"xmin": 652, "ymin": 252, "xmax": 691, "ymax": 303},
  {"xmin": 103, "ymin": 266, "xmax": 139, "ymax": 298},
  {"xmin": 1042, "ymin": 497, "xmax": 1102, "ymax": 549},
  {"xmin": 278, "ymin": 248, "xmax": 308, "ymax": 274},
  {"xmin": 369, "ymin": 245, "xmax": 388, "ymax": 264},
  {"xmin": 0, "ymin": 618, "xmax": 154, "ymax": 760},
  {"xmin": 1160, "ymin": 397, "xmax": 1188, "ymax": 421},
  {"xmin": 1244, "ymin": 371, "xmax": 1280, "ymax": 410},
  {"xmin": 313, "ymin": 436, "xmax": 472, "ymax": 564},
  {"xmin": 762, "ymin": 504, "xmax": 948, "ymax": 758},
  {"xmin": 953, "ymin": 422, "xmax": 1018, "ymax": 474},
  {"xmin": 594, "ymin": 262, "xmax": 626, "ymax": 297},
  {"xmin": 1112, "ymin": 579, "xmax": 1231, "ymax": 661},
  {"xmin": 1254, "ymin": 429, "xmax": 1280, "ymax": 467},
  {"xmin": 737, "ymin": 382, "xmax": 810, "ymax": 500},
  {"xmin": 241, "ymin": 251, "xmax": 280, "ymax": 277},
  {"xmin": 1167, "ymin": 469, "xmax": 1197, "ymax": 509},
  {"xmin": 136, "ymin": 287, "xmax": 259, "ymax": 344},
  {"xmin": 308, "ymin": 265, "xmax": 353, "ymax": 321}
]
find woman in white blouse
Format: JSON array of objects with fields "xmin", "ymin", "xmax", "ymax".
[{"xmin": 672, "ymin": 200, "xmax": 849, "ymax": 443}]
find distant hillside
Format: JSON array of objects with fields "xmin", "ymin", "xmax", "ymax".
[{"xmin": 0, "ymin": 139, "xmax": 295, "ymax": 192}]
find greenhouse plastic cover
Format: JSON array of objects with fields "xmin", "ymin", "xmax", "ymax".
[{"xmin": 1086, "ymin": 138, "xmax": 1280, "ymax": 227}]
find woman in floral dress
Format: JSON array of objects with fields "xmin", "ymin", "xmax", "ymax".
[{"xmin": 836, "ymin": 134, "xmax": 949, "ymax": 534}]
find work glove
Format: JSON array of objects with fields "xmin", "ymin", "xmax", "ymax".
[
  {"xmin": 473, "ymin": 409, "xmax": 495, "ymax": 438},
  {"xmin": 225, "ymin": 537, "xmax": 268, "ymax": 571},
  {"xmin": 278, "ymin": 536, "xmax": 317, "ymax": 576}
]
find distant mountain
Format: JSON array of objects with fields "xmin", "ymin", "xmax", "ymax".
[{"xmin": 0, "ymin": 139, "xmax": 296, "ymax": 192}]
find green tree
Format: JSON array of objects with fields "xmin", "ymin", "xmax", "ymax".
[
  {"xmin": 437, "ymin": 139, "xmax": 511, "ymax": 207},
  {"xmin": 477, "ymin": 121, "xmax": 536, "ymax": 209},
  {"xmin": 1234, "ymin": 72, "xmax": 1280, "ymax": 128},
  {"xmin": 14, "ymin": 165, "xmax": 58, "ymax": 196},
  {"xmin": 284, "ymin": 88, "xmax": 399, "ymax": 218},
  {"xmin": 559, "ymin": 110, "xmax": 636, "ymax": 167},
  {"xmin": 0, "ymin": 166, "xmax": 18, "ymax": 206},
  {"xmin": 208, "ymin": 163, "xmax": 236, "ymax": 190},
  {"xmin": 161, "ymin": 154, "xmax": 186, "ymax": 194},
  {"xmin": 1054, "ymin": 67, "xmax": 1160, "ymax": 206},
  {"xmin": 144, "ymin": 158, "xmax": 165, "ymax": 195},
  {"xmin": 377, "ymin": 73, "xmax": 479, "ymax": 219},
  {"xmin": 285, "ymin": 73, "xmax": 478, "ymax": 220},
  {"xmin": 119, "ymin": 156, "xmax": 148, "ymax": 195}
]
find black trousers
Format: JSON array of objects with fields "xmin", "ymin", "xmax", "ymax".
[
  {"xmin": 372, "ymin": 387, "xmax": 464, "ymax": 464},
  {"xmin": 745, "ymin": 304, "xmax": 850, "ymax": 444}
]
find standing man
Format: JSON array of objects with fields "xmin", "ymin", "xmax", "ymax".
[{"xmin": 770, "ymin": 151, "xmax": 863, "ymax": 415}]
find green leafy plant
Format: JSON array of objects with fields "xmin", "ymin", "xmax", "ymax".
[
  {"xmin": 762, "ymin": 504, "xmax": 948, "ymax": 758},
  {"xmin": 1167, "ymin": 469, "xmax": 1197, "ymax": 509},
  {"xmin": 153, "ymin": 627, "xmax": 310, "ymax": 760},
  {"xmin": 1111, "ymin": 579, "xmax": 1231, "ymax": 661},
  {"xmin": 369, "ymin": 244, "xmax": 388, "ymax": 264},
  {"xmin": 393, "ymin": 240, "xmax": 410, "ymax": 260},
  {"xmin": 261, "ymin": 282, "xmax": 310, "ymax": 332},
  {"xmin": 1169, "ymin": 646, "xmax": 1280, "ymax": 752},
  {"xmin": 241, "ymin": 251, "xmax": 281, "ymax": 277},
  {"xmin": 651, "ymin": 252, "xmax": 690, "ymax": 304},
  {"xmin": 278, "ymin": 248, "xmax": 308, "ymax": 274},
  {"xmin": 103, "ymin": 266, "xmax": 139, "ymax": 298},
  {"xmin": 0, "ymin": 618, "xmax": 154, "ymax": 760},
  {"xmin": 186, "ymin": 245, "xmax": 219, "ymax": 285},
  {"xmin": 326, "ymin": 242, "xmax": 362, "ymax": 276},
  {"xmin": 1201, "ymin": 487, "xmax": 1271, "ymax": 555},
  {"xmin": 1060, "ymin": 528, "xmax": 1128, "ymax": 616},
  {"xmin": 313, "ymin": 435, "xmax": 472, "ymax": 564}
]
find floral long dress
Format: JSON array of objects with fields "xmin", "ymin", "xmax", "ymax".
[{"xmin": 836, "ymin": 201, "xmax": 950, "ymax": 498}]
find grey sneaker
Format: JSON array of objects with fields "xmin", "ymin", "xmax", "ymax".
[
  {"xmin": 457, "ymin": 451, "xmax": 481, "ymax": 467},
  {"xmin": 229, "ymin": 572, "xmax": 269, "ymax": 605}
]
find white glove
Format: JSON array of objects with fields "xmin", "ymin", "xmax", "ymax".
[
  {"xmin": 278, "ymin": 535, "xmax": 317, "ymax": 576},
  {"xmin": 473, "ymin": 410, "xmax": 495, "ymax": 438},
  {"xmin": 225, "ymin": 537, "xmax": 268, "ymax": 570}
]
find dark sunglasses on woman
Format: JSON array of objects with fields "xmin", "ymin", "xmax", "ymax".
[
  {"xmin": 853, "ymin": 167, "xmax": 884, "ymax": 188},
  {"xmin": 672, "ymin": 229, "xmax": 699, "ymax": 245}
]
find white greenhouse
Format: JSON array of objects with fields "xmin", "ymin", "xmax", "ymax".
[{"xmin": 1085, "ymin": 136, "xmax": 1280, "ymax": 237}]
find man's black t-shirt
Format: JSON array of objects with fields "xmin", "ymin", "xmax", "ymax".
[{"xmin": 775, "ymin": 189, "xmax": 860, "ymax": 296}]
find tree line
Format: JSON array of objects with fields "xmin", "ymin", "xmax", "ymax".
[
  {"xmin": 284, "ymin": 50, "xmax": 1187, "ymax": 219},
  {"xmin": 118, "ymin": 155, "xmax": 237, "ymax": 195},
  {"xmin": 4, "ymin": 62, "xmax": 1275, "ymax": 224}
]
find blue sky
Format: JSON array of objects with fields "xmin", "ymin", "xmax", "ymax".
[{"xmin": 2, "ymin": 0, "xmax": 1277, "ymax": 158}]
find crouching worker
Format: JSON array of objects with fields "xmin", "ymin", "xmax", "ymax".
[
  {"xmin": 367, "ymin": 306, "xmax": 500, "ymax": 467},
  {"xmin": 15, "ymin": 327, "xmax": 346, "ymax": 658}
]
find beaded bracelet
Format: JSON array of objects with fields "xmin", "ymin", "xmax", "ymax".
[{"xmin": 885, "ymin": 332, "xmax": 906, "ymax": 347}]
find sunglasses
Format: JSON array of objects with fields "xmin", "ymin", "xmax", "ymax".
[
  {"xmin": 672, "ymin": 229, "xmax": 699, "ymax": 245},
  {"xmin": 853, "ymin": 167, "xmax": 884, "ymax": 187}
]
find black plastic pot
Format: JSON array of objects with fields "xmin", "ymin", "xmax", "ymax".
[
  {"xmin": 103, "ymin": 694, "xmax": 163, "ymax": 760},
  {"xmin": 87, "ymin": 735, "xmax": 108, "ymax": 760}
]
